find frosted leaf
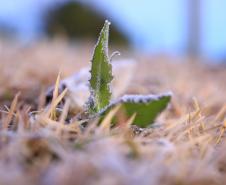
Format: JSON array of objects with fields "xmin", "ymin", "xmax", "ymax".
[
  {"xmin": 87, "ymin": 20, "xmax": 113, "ymax": 113},
  {"xmin": 99, "ymin": 92, "xmax": 172, "ymax": 127}
]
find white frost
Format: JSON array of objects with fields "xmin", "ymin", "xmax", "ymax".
[
  {"xmin": 116, "ymin": 92, "xmax": 172, "ymax": 104},
  {"xmin": 47, "ymin": 59, "xmax": 137, "ymax": 109}
]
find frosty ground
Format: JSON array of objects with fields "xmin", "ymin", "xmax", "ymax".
[{"xmin": 0, "ymin": 40, "xmax": 226, "ymax": 185}]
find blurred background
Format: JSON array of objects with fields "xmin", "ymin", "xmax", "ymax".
[
  {"xmin": 0, "ymin": 0, "xmax": 225, "ymax": 113},
  {"xmin": 0, "ymin": 0, "xmax": 226, "ymax": 63}
]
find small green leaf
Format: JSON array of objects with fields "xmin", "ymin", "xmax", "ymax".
[
  {"xmin": 100, "ymin": 93, "xmax": 172, "ymax": 127},
  {"xmin": 87, "ymin": 20, "xmax": 113, "ymax": 113}
]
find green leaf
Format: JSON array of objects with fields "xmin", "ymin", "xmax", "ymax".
[
  {"xmin": 87, "ymin": 20, "xmax": 113, "ymax": 113},
  {"xmin": 99, "ymin": 93, "xmax": 172, "ymax": 127}
]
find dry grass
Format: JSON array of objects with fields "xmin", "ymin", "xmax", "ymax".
[{"xmin": 0, "ymin": 40, "xmax": 226, "ymax": 185}]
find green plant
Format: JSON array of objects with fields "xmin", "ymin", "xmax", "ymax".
[{"xmin": 85, "ymin": 20, "xmax": 171, "ymax": 128}]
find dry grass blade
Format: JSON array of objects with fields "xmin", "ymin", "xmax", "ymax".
[
  {"xmin": 46, "ymin": 88, "xmax": 68, "ymax": 119},
  {"xmin": 49, "ymin": 73, "xmax": 61, "ymax": 119},
  {"xmin": 59, "ymin": 99, "xmax": 70, "ymax": 124},
  {"xmin": 2, "ymin": 92, "xmax": 20, "ymax": 130},
  {"xmin": 216, "ymin": 127, "xmax": 225, "ymax": 144},
  {"xmin": 53, "ymin": 72, "xmax": 61, "ymax": 101},
  {"xmin": 215, "ymin": 104, "xmax": 226, "ymax": 122},
  {"xmin": 125, "ymin": 113, "xmax": 137, "ymax": 128},
  {"xmin": 193, "ymin": 97, "xmax": 205, "ymax": 131},
  {"xmin": 98, "ymin": 105, "xmax": 121, "ymax": 133},
  {"xmin": 216, "ymin": 119, "xmax": 226, "ymax": 144},
  {"xmin": 122, "ymin": 113, "xmax": 137, "ymax": 139}
]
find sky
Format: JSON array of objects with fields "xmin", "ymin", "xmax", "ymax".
[
  {"xmin": 0, "ymin": 0, "xmax": 226, "ymax": 60},
  {"xmin": 91, "ymin": 0, "xmax": 186, "ymax": 54},
  {"xmin": 0, "ymin": 0, "xmax": 61, "ymax": 40},
  {"xmin": 201, "ymin": 0, "xmax": 226, "ymax": 59}
]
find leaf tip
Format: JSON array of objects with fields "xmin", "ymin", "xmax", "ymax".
[{"xmin": 105, "ymin": 20, "xmax": 111, "ymax": 26}]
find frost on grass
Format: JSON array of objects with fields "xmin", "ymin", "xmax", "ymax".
[
  {"xmin": 87, "ymin": 20, "xmax": 113, "ymax": 114},
  {"xmin": 100, "ymin": 92, "xmax": 172, "ymax": 128},
  {"xmin": 45, "ymin": 60, "xmax": 136, "ymax": 110}
]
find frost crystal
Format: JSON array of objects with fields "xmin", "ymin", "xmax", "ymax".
[{"xmin": 115, "ymin": 92, "xmax": 173, "ymax": 105}]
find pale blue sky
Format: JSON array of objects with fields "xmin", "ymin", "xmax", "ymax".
[
  {"xmin": 202, "ymin": 0, "xmax": 226, "ymax": 58},
  {"xmin": 0, "ymin": 0, "xmax": 226, "ymax": 60},
  {"xmin": 91, "ymin": 0, "xmax": 186, "ymax": 54}
]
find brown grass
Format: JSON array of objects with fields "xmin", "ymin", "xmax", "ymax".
[{"xmin": 0, "ymin": 39, "xmax": 226, "ymax": 185}]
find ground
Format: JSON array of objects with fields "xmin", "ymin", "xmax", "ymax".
[{"xmin": 0, "ymin": 39, "xmax": 226, "ymax": 185}]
